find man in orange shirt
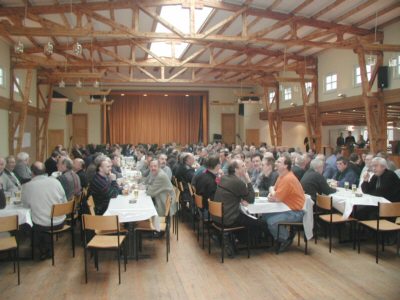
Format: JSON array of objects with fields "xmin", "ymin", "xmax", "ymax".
[{"xmin": 264, "ymin": 154, "xmax": 305, "ymax": 253}]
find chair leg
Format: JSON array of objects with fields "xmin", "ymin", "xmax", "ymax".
[
  {"xmin": 124, "ymin": 241, "xmax": 127, "ymax": 272},
  {"xmin": 328, "ymin": 223, "xmax": 332, "ymax": 253},
  {"xmin": 176, "ymin": 214, "xmax": 179, "ymax": 241},
  {"xmin": 84, "ymin": 248, "xmax": 88, "ymax": 284},
  {"xmin": 71, "ymin": 228, "xmax": 75, "ymax": 257},
  {"xmin": 357, "ymin": 223, "xmax": 361, "ymax": 254},
  {"xmin": 95, "ymin": 251, "xmax": 99, "ymax": 270},
  {"xmin": 51, "ymin": 233, "xmax": 55, "ymax": 266},
  {"xmin": 117, "ymin": 246, "xmax": 121, "ymax": 284},
  {"xmin": 16, "ymin": 247, "xmax": 20, "ymax": 285},
  {"xmin": 276, "ymin": 224, "xmax": 281, "ymax": 254},
  {"xmin": 376, "ymin": 231, "xmax": 379, "ymax": 264},
  {"xmin": 381, "ymin": 232, "xmax": 385, "ymax": 252},
  {"xmin": 221, "ymin": 231, "xmax": 224, "ymax": 263},
  {"xmin": 304, "ymin": 232, "xmax": 308, "ymax": 255},
  {"xmin": 247, "ymin": 229, "xmax": 250, "ymax": 258}
]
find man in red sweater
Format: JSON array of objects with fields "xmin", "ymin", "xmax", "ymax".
[{"xmin": 264, "ymin": 153, "xmax": 305, "ymax": 253}]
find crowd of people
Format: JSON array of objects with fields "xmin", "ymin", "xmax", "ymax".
[{"xmin": 1, "ymin": 140, "xmax": 400, "ymax": 259}]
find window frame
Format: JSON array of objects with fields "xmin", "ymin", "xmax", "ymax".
[
  {"xmin": 354, "ymin": 64, "xmax": 372, "ymax": 86},
  {"xmin": 14, "ymin": 76, "xmax": 20, "ymax": 94},
  {"xmin": 283, "ymin": 87, "xmax": 292, "ymax": 101},
  {"xmin": 268, "ymin": 90, "xmax": 275, "ymax": 103},
  {"xmin": 324, "ymin": 73, "xmax": 337, "ymax": 93},
  {"xmin": 0, "ymin": 67, "xmax": 4, "ymax": 88}
]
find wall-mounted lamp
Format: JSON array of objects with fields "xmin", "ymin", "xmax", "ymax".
[{"xmin": 338, "ymin": 93, "xmax": 346, "ymax": 98}]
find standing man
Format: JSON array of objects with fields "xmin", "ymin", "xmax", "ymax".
[
  {"xmin": 22, "ymin": 162, "xmax": 67, "ymax": 260},
  {"xmin": 89, "ymin": 156, "xmax": 120, "ymax": 215},
  {"xmin": 263, "ymin": 154, "xmax": 305, "ymax": 253},
  {"xmin": 336, "ymin": 132, "xmax": 345, "ymax": 147},
  {"xmin": 345, "ymin": 131, "xmax": 356, "ymax": 148}
]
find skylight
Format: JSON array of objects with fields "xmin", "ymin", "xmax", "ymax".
[{"xmin": 150, "ymin": 5, "xmax": 213, "ymax": 59}]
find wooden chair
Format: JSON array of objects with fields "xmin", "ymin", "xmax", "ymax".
[
  {"xmin": 357, "ymin": 202, "xmax": 400, "ymax": 263},
  {"xmin": 86, "ymin": 195, "xmax": 128, "ymax": 235},
  {"xmin": 0, "ymin": 215, "xmax": 20, "ymax": 285},
  {"xmin": 82, "ymin": 214, "xmax": 127, "ymax": 284},
  {"xmin": 207, "ymin": 199, "xmax": 250, "ymax": 263},
  {"xmin": 172, "ymin": 186, "xmax": 180, "ymax": 241},
  {"xmin": 277, "ymin": 221, "xmax": 308, "ymax": 255},
  {"xmin": 315, "ymin": 194, "xmax": 357, "ymax": 253},
  {"xmin": 194, "ymin": 193, "xmax": 209, "ymax": 249},
  {"xmin": 134, "ymin": 195, "xmax": 172, "ymax": 262},
  {"xmin": 46, "ymin": 199, "xmax": 75, "ymax": 266}
]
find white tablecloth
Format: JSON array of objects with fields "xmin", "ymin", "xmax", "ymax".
[
  {"xmin": 332, "ymin": 188, "xmax": 390, "ymax": 219},
  {"xmin": 247, "ymin": 195, "xmax": 314, "ymax": 240},
  {"xmin": 0, "ymin": 204, "xmax": 32, "ymax": 226},
  {"xmin": 104, "ymin": 191, "xmax": 160, "ymax": 231}
]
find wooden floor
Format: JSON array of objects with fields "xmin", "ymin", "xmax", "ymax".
[{"xmin": 1, "ymin": 222, "xmax": 399, "ymax": 300}]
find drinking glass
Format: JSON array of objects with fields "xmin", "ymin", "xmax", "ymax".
[
  {"xmin": 352, "ymin": 184, "xmax": 357, "ymax": 193},
  {"xmin": 344, "ymin": 181, "xmax": 349, "ymax": 190}
]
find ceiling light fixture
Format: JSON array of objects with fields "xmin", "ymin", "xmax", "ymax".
[
  {"xmin": 143, "ymin": 94, "xmax": 147, "ymax": 97},
  {"xmin": 102, "ymin": 96, "xmax": 107, "ymax": 103},
  {"xmin": 76, "ymin": 79, "xmax": 82, "ymax": 88},
  {"xmin": 44, "ymin": 41, "xmax": 54, "ymax": 56},
  {"xmin": 58, "ymin": 79, "xmax": 65, "ymax": 88},
  {"xmin": 90, "ymin": 96, "xmax": 95, "ymax": 102},
  {"xmin": 73, "ymin": 42, "xmax": 82, "ymax": 56},
  {"xmin": 121, "ymin": 93, "xmax": 125, "ymax": 96},
  {"xmin": 93, "ymin": 80, "xmax": 99, "ymax": 88}
]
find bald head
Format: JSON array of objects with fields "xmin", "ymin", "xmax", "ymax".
[{"xmin": 31, "ymin": 161, "xmax": 46, "ymax": 176}]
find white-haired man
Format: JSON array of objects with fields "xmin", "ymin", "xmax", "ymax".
[{"xmin": 14, "ymin": 152, "xmax": 32, "ymax": 184}]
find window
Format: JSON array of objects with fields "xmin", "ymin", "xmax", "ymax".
[
  {"xmin": 284, "ymin": 87, "xmax": 292, "ymax": 101},
  {"xmin": 398, "ymin": 55, "xmax": 400, "ymax": 76},
  {"xmin": 355, "ymin": 65, "xmax": 372, "ymax": 85},
  {"xmin": 305, "ymin": 82, "xmax": 312, "ymax": 94},
  {"xmin": 149, "ymin": 5, "xmax": 213, "ymax": 59},
  {"xmin": 0, "ymin": 68, "xmax": 4, "ymax": 87},
  {"xmin": 325, "ymin": 73, "xmax": 337, "ymax": 91},
  {"xmin": 14, "ymin": 77, "xmax": 20, "ymax": 93},
  {"xmin": 387, "ymin": 127, "xmax": 393, "ymax": 147},
  {"xmin": 269, "ymin": 91, "xmax": 275, "ymax": 103}
]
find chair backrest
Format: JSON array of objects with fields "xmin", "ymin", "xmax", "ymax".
[
  {"xmin": 174, "ymin": 187, "xmax": 180, "ymax": 203},
  {"xmin": 82, "ymin": 214, "xmax": 120, "ymax": 232},
  {"xmin": 52, "ymin": 199, "xmax": 75, "ymax": 218},
  {"xmin": 178, "ymin": 181, "xmax": 184, "ymax": 193},
  {"xmin": 208, "ymin": 199, "xmax": 223, "ymax": 218},
  {"xmin": 189, "ymin": 184, "xmax": 196, "ymax": 195},
  {"xmin": 379, "ymin": 202, "xmax": 400, "ymax": 218},
  {"xmin": 194, "ymin": 193, "xmax": 203, "ymax": 209},
  {"xmin": 165, "ymin": 195, "xmax": 172, "ymax": 218},
  {"xmin": 0, "ymin": 215, "xmax": 18, "ymax": 232},
  {"xmin": 316, "ymin": 194, "xmax": 332, "ymax": 211},
  {"xmin": 87, "ymin": 196, "xmax": 96, "ymax": 215},
  {"xmin": 172, "ymin": 176, "xmax": 178, "ymax": 188}
]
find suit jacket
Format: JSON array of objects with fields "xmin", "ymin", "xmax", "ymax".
[
  {"xmin": 14, "ymin": 162, "xmax": 32, "ymax": 184},
  {"xmin": 361, "ymin": 169, "xmax": 400, "ymax": 202},
  {"xmin": 301, "ymin": 169, "xmax": 336, "ymax": 201},
  {"xmin": 214, "ymin": 175, "xmax": 254, "ymax": 226},
  {"xmin": 334, "ymin": 167, "xmax": 358, "ymax": 187}
]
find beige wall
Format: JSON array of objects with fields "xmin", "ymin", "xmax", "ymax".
[{"xmin": 0, "ymin": 39, "xmax": 10, "ymax": 156}]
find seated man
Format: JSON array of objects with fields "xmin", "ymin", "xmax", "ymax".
[
  {"xmin": 292, "ymin": 154, "xmax": 306, "ymax": 181},
  {"xmin": 4, "ymin": 156, "xmax": 21, "ymax": 190},
  {"xmin": 44, "ymin": 151, "xmax": 60, "ymax": 176},
  {"xmin": 301, "ymin": 158, "xmax": 336, "ymax": 201},
  {"xmin": 89, "ymin": 156, "xmax": 120, "ymax": 215},
  {"xmin": 249, "ymin": 153, "xmax": 263, "ymax": 187},
  {"xmin": 193, "ymin": 154, "xmax": 221, "ymax": 213},
  {"xmin": 14, "ymin": 152, "xmax": 32, "ymax": 184},
  {"xmin": 73, "ymin": 158, "xmax": 87, "ymax": 189},
  {"xmin": 0, "ymin": 156, "xmax": 19, "ymax": 193},
  {"xmin": 255, "ymin": 157, "xmax": 278, "ymax": 197},
  {"xmin": 110, "ymin": 154, "xmax": 122, "ymax": 179},
  {"xmin": 214, "ymin": 159, "xmax": 267, "ymax": 255},
  {"xmin": 158, "ymin": 153, "xmax": 172, "ymax": 180},
  {"xmin": 361, "ymin": 157, "xmax": 400, "ymax": 202},
  {"xmin": 57, "ymin": 157, "xmax": 81, "ymax": 200},
  {"xmin": 263, "ymin": 154, "xmax": 305, "ymax": 253},
  {"xmin": 21, "ymin": 162, "xmax": 67, "ymax": 260},
  {"xmin": 145, "ymin": 160, "xmax": 176, "ymax": 216},
  {"xmin": 333, "ymin": 157, "xmax": 358, "ymax": 187}
]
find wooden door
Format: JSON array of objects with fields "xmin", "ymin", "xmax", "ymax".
[
  {"xmin": 72, "ymin": 114, "xmax": 88, "ymax": 146},
  {"xmin": 47, "ymin": 130, "xmax": 64, "ymax": 156},
  {"xmin": 221, "ymin": 114, "xmax": 236, "ymax": 145},
  {"xmin": 246, "ymin": 129, "xmax": 259, "ymax": 146}
]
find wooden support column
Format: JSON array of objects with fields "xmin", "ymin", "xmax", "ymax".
[
  {"xmin": 36, "ymin": 84, "xmax": 53, "ymax": 161},
  {"xmin": 265, "ymin": 82, "xmax": 282, "ymax": 146},
  {"xmin": 9, "ymin": 69, "xmax": 33, "ymax": 155},
  {"xmin": 355, "ymin": 48, "xmax": 386, "ymax": 153},
  {"xmin": 300, "ymin": 75, "xmax": 313, "ymax": 152}
]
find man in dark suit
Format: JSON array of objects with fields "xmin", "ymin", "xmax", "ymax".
[
  {"xmin": 301, "ymin": 158, "xmax": 336, "ymax": 201},
  {"xmin": 336, "ymin": 132, "xmax": 345, "ymax": 147},
  {"xmin": 44, "ymin": 151, "xmax": 60, "ymax": 176}
]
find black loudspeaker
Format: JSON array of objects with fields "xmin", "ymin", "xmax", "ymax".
[
  {"xmin": 378, "ymin": 66, "xmax": 388, "ymax": 89},
  {"xmin": 213, "ymin": 134, "xmax": 222, "ymax": 141},
  {"xmin": 66, "ymin": 101, "xmax": 73, "ymax": 115},
  {"xmin": 239, "ymin": 103, "xmax": 244, "ymax": 116}
]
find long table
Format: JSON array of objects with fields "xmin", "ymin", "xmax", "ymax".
[
  {"xmin": 247, "ymin": 195, "xmax": 314, "ymax": 240},
  {"xmin": 332, "ymin": 188, "xmax": 390, "ymax": 219},
  {"xmin": 104, "ymin": 191, "xmax": 160, "ymax": 231},
  {"xmin": 0, "ymin": 204, "xmax": 32, "ymax": 226}
]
